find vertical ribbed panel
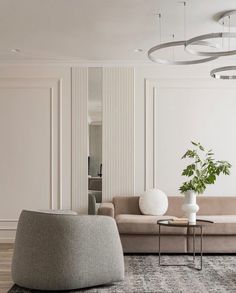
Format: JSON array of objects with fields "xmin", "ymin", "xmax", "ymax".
[
  {"xmin": 103, "ymin": 67, "xmax": 135, "ymax": 201},
  {"xmin": 72, "ymin": 67, "xmax": 88, "ymax": 213}
]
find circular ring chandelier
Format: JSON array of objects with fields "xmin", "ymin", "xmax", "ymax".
[
  {"xmin": 210, "ymin": 66, "xmax": 236, "ymax": 79},
  {"xmin": 147, "ymin": 3, "xmax": 218, "ymax": 65},
  {"xmin": 185, "ymin": 32, "xmax": 236, "ymax": 57},
  {"xmin": 217, "ymin": 10, "xmax": 236, "ymax": 27},
  {"xmin": 148, "ymin": 40, "xmax": 218, "ymax": 65},
  {"xmin": 148, "ymin": 6, "xmax": 236, "ymax": 80}
]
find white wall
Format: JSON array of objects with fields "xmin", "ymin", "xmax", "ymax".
[
  {"xmin": 135, "ymin": 61, "xmax": 236, "ymax": 196},
  {"xmin": 0, "ymin": 65, "xmax": 71, "ymax": 242},
  {"xmin": 1, "ymin": 60, "xmax": 236, "ymax": 242},
  {"xmin": 0, "ymin": 65, "xmax": 135, "ymax": 242}
]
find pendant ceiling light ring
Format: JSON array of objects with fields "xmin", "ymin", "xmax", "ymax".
[
  {"xmin": 210, "ymin": 66, "xmax": 236, "ymax": 79},
  {"xmin": 148, "ymin": 41, "xmax": 218, "ymax": 65},
  {"xmin": 185, "ymin": 32, "xmax": 236, "ymax": 57},
  {"xmin": 148, "ymin": 2, "xmax": 218, "ymax": 65},
  {"xmin": 217, "ymin": 10, "xmax": 236, "ymax": 27}
]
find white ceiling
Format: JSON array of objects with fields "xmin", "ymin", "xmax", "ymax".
[{"xmin": 1, "ymin": 0, "xmax": 236, "ymax": 61}]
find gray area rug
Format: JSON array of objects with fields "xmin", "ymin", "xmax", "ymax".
[{"xmin": 9, "ymin": 255, "xmax": 236, "ymax": 293}]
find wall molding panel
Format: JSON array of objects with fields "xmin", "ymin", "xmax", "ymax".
[
  {"xmin": 0, "ymin": 66, "xmax": 71, "ymax": 242},
  {"xmin": 103, "ymin": 67, "xmax": 135, "ymax": 201},
  {"xmin": 145, "ymin": 78, "xmax": 236, "ymax": 192},
  {"xmin": 71, "ymin": 67, "xmax": 88, "ymax": 213}
]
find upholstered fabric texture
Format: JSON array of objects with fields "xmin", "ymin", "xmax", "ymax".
[
  {"xmin": 116, "ymin": 214, "xmax": 187, "ymax": 235},
  {"xmin": 12, "ymin": 210, "xmax": 124, "ymax": 291},
  {"xmin": 98, "ymin": 202, "xmax": 115, "ymax": 217},
  {"xmin": 98, "ymin": 196, "xmax": 236, "ymax": 253}
]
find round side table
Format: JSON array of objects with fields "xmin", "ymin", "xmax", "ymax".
[{"xmin": 157, "ymin": 219, "xmax": 213, "ymax": 270}]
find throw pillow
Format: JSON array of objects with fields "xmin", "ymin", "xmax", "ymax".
[{"xmin": 139, "ymin": 189, "xmax": 168, "ymax": 216}]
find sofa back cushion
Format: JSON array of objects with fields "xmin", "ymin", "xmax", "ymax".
[
  {"xmin": 113, "ymin": 196, "xmax": 141, "ymax": 216},
  {"xmin": 113, "ymin": 196, "xmax": 236, "ymax": 217},
  {"xmin": 166, "ymin": 196, "xmax": 183, "ymax": 217},
  {"xmin": 197, "ymin": 196, "xmax": 236, "ymax": 215}
]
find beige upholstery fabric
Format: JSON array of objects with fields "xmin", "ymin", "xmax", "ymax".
[
  {"xmin": 113, "ymin": 196, "xmax": 236, "ymax": 217},
  {"xmin": 113, "ymin": 196, "xmax": 141, "ymax": 216},
  {"xmin": 165, "ymin": 196, "xmax": 184, "ymax": 217},
  {"xmin": 196, "ymin": 196, "xmax": 236, "ymax": 215},
  {"xmin": 188, "ymin": 235, "xmax": 236, "ymax": 253},
  {"xmin": 193, "ymin": 215, "xmax": 236, "ymax": 235},
  {"xmin": 120, "ymin": 235, "xmax": 187, "ymax": 253},
  {"xmin": 116, "ymin": 214, "xmax": 186, "ymax": 235},
  {"xmin": 98, "ymin": 203, "xmax": 115, "ymax": 218},
  {"xmin": 99, "ymin": 196, "xmax": 236, "ymax": 253}
]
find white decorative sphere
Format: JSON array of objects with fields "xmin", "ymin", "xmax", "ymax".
[{"xmin": 139, "ymin": 189, "xmax": 168, "ymax": 216}]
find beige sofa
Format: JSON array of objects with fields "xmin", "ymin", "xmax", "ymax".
[{"xmin": 98, "ymin": 196, "xmax": 236, "ymax": 253}]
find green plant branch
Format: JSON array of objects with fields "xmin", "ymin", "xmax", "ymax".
[{"xmin": 179, "ymin": 142, "xmax": 232, "ymax": 194}]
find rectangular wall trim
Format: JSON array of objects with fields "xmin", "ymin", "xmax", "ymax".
[
  {"xmin": 71, "ymin": 67, "xmax": 88, "ymax": 213},
  {"xmin": 145, "ymin": 78, "xmax": 236, "ymax": 193},
  {"xmin": 102, "ymin": 67, "xmax": 135, "ymax": 201}
]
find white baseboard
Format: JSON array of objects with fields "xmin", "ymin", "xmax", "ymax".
[
  {"xmin": 0, "ymin": 230, "xmax": 16, "ymax": 243},
  {"xmin": 0, "ymin": 238, "xmax": 15, "ymax": 243}
]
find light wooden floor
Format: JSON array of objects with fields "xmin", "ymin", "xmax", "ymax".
[{"xmin": 0, "ymin": 243, "xmax": 14, "ymax": 293}]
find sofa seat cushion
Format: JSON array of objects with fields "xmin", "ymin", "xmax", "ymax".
[
  {"xmin": 115, "ymin": 214, "xmax": 187, "ymax": 235},
  {"xmin": 196, "ymin": 215, "xmax": 236, "ymax": 235}
]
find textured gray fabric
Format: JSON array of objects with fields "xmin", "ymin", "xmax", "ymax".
[
  {"xmin": 88, "ymin": 192, "xmax": 102, "ymax": 215},
  {"xmin": 36, "ymin": 209, "xmax": 78, "ymax": 215},
  {"xmin": 12, "ymin": 210, "xmax": 124, "ymax": 291}
]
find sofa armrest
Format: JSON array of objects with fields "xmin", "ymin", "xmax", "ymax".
[{"xmin": 98, "ymin": 203, "xmax": 115, "ymax": 218}]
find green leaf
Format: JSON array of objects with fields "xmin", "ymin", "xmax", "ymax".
[
  {"xmin": 191, "ymin": 141, "xmax": 198, "ymax": 146},
  {"xmin": 199, "ymin": 145, "xmax": 205, "ymax": 151}
]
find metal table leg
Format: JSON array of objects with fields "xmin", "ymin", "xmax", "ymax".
[
  {"xmin": 158, "ymin": 223, "xmax": 204, "ymax": 270},
  {"xmin": 200, "ymin": 226, "xmax": 203, "ymax": 271},
  {"xmin": 193, "ymin": 226, "xmax": 195, "ymax": 262},
  {"xmin": 158, "ymin": 224, "xmax": 161, "ymax": 266}
]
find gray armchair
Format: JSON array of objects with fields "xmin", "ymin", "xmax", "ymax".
[{"xmin": 12, "ymin": 210, "xmax": 124, "ymax": 291}]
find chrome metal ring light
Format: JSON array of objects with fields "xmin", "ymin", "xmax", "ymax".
[
  {"xmin": 148, "ymin": 40, "xmax": 218, "ymax": 65},
  {"xmin": 185, "ymin": 32, "xmax": 236, "ymax": 57},
  {"xmin": 217, "ymin": 10, "xmax": 236, "ymax": 27},
  {"xmin": 148, "ymin": 2, "xmax": 218, "ymax": 65},
  {"xmin": 210, "ymin": 66, "xmax": 236, "ymax": 79}
]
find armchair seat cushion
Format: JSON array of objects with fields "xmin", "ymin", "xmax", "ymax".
[{"xmin": 115, "ymin": 214, "xmax": 186, "ymax": 235}]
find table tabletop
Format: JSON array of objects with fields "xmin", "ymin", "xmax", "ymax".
[{"xmin": 157, "ymin": 219, "xmax": 214, "ymax": 228}]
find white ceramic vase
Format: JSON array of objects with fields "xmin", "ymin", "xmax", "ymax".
[{"xmin": 182, "ymin": 191, "xmax": 199, "ymax": 224}]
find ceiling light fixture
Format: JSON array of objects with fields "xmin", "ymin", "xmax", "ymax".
[
  {"xmin": 148, "ymin": 40, "xmax": 217, "ymax": 65},
  {"xmin": 185, "ymin": 10, "xmax": 236, "ymax": 58},
  {"xmin": 208, "ymin": 10, "xmax": 236, "ymax": 79},
  {"xmin": 147, "ymin": 2, "xmax": 218, "ymax": 65},
  {"xmin": 217, "ymin": 10, "xmax": 236, "ymax": 27},
  {"xmin": 210, "ymin": 66, "xmax": 236, "ymax": 79},
  {"xmin": 185, "ymin": 32, "xmax": 236, "ymax": 57}
]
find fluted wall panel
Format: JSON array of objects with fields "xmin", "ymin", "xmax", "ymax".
[
  {"xmin": 72, "ymin": 67, "xmax": 88, "ymax": 213},
  {"xmin": 103, "ymin": 67, "xmax": 135, "ymax": 201}
]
